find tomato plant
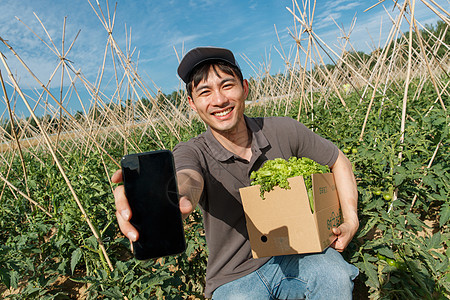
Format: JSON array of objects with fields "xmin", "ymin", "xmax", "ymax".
[
  {"xmin": 279, "ymin": 79, "xmax": 450, "ymax": 298},
  {"xmin": 0, "ymin": 79, "xmax": 448, "ymax": 299}
]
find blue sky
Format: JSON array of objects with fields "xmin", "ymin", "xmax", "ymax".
[{"xmin": 0, "ymin": 0, "xmax": 444, "ymax": 117}]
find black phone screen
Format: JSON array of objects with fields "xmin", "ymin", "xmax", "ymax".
[{"xmin": 121, "ymin": 150, "xmax": 186, "ymax": 260}]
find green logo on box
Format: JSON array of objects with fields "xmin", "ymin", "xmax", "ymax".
[{"xmin": 327, "ymin": 211, "xmax": 343, "ymax": 230}]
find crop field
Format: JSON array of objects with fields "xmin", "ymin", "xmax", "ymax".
[{"xmin": 0, "ymin": 0, "xmax": 449, "ymax": 299}]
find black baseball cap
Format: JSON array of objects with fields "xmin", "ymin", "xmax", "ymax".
[{"xmin": 177, "ymin": 47, "xmax": 239, "ymax": 83}]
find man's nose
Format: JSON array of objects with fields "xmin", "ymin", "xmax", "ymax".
[{"xmin": 212, "ymin": 90, "xmax": 229, "ymax": 106}]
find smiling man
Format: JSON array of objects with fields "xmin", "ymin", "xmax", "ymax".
[{"xmin": 113, "ymin": 46, "xmax": 359, "ymax": 299}]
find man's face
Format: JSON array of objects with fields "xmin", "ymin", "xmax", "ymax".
[{"xmin": 188, "ymin": 66, "xmax": 249, "ymax": 135}]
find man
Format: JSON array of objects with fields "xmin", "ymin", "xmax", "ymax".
[{"xmin": 113, "ymin": 46, "xmax": 359, "ymax": 299}]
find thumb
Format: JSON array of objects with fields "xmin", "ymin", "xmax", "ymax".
[
  {"xmin": 332, "ymin": 227, "xmax": 341, "ymax": 236},
  {"xmin": 179, "ymin": 196, "xmax": 193, "ymax": 215}
]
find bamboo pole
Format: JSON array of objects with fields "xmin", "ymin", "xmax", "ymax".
[
  {"xmin": 398, "ymin": 0, "xmax": 415, "ymax": 161},
  {"xmin": 0, "ymin": 170, "xmax": 52, "ymax": 218},
  {"xmin": 56, "ymin": 17, "xmax": 67, "ymax": 148},
  {"xmin": 359, "ymin": 1, "xmax": 408, "ymax": 141},
  {"xmin": 411, "ymin": 8, "xmax": 447, "ymax": 111},
  {"xmin": 0, "ymin": 70, "xmax": 30, "ymax": 198},
  {"xmin": 0, "ymin": 153, "xmax": 16, "ymax": 203},
  {"xmin": 409, "ymin": 140, "xmax": 443, "ymax": 211},
  {"xmin": 17, "ymin": 12, "xmax": 135, "ymax": 160},
  {"xmin": 364, "ymin": 0, "xmax": 387, "ymax": 12},
  {"xmin": 88, "ymin": 0, "xmax": 182, "ymax": 147},
  {"xmin": 0, "ymin": 48, "xmax": 114, "ymax": 272},
  {"xmin": 0, "ymin": 37, "xmax": 120, "ymax": 168},
  {"xmin": 419, "ymin": 0, "xmax": 450, "ymax": 25}
]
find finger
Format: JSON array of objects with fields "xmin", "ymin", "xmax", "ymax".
[
  {"xmin": 335, "ymin": 241, "xmax": 345, "ymax": 252},
  {"xmin": 331, "ymin": 237, "xmax": 344, "ymax": 252},
  {"xmin": 111, "ymin": 169, "xmax": 123, "ymax": 183},
  {"xmin": 115, "ymin": 210, "xmax": 139, "ymax": 242},
  {"xmin": 114, "ymin": 185, "xmax": 132, "ymax": 221}
]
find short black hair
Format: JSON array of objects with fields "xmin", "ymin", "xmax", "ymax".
[{"xmin": 186, "ymin": 60, "xmax": 244, "ymax": 98}]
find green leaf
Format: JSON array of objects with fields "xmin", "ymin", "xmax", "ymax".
[
  {"xmin": 10, "ymin": 270, "xmax": 19, "ymax": 289},
  {"xmin": 440, "ymin": 203, "xmax": 450, "ymax": 227},
  {"xmin": 185, "ymin": 241, "xmax": 196, "ymax": 257},
  {"xmin": 377, "ymin": 247, "xmax": 396, "ymax": 259},
  {"xmin": 57, "ymin": 258, "xmax": 67, "ymax": 273},
  {"xmin": 429, "ymin": 233, "xmax": 441, "ymax": 249},
  {"xmin": 115, "ymin": 261, "xmax": 127, "ymax": 273},
  {"xmin": 100, "ymin": 286, "xmax": 123, "ymax": 298},
  {"xmin": 362, "ymin": 253, "xmax": 379, "ymax": 288},
  {"xmin": 432, "ymin": 117, "xmax": 446, "ymax": 126},
  {"xmin": 71, "ymin": 248, "xmax": 83, "ymax": 274},
  {"xmin": 23, "ymin": 284, "xmax": 41, "ymax": 295},
  {"xmin": 422, "ymin": 175, "xmax": 436, "ymax": 191},
  {"xmin": 28, "ymin": 179, "xmax": 37, "ymax": 189},
  {"xmin": 357, "ymin": 217, "xmax": 378, "ymax": 238},
  {"xmin": 406, "ymin": 212, "xmax": 425, "ymax": 230},
  {"xmin": 0, "ymin": 267, "xmax": 10, "ymax": 288},
  {"xmin": 393, "ymin": 173, "xmax": 405, "ymax": 186},
  {"xmin": 85, "ymin": 235, "xmax": 99, "ymax": 249}
]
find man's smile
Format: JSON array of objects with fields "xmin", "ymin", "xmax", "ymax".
[{"xmin": 213, "ymin": 107, "xmax": 234, "ymax": 117}]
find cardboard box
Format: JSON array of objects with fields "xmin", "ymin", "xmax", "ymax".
[{"xmin": 239, "ymin": 173, "xmax": 342, "ymax": 258}]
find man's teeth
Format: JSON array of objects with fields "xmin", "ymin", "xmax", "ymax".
[{"xmin": 214, "ymin": 108, "xmax": 232, "ymax": 117}]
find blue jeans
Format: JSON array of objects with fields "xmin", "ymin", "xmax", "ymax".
[{"xmin": 212, "ymin": 248, "xmax": 359, "ymax": 300}]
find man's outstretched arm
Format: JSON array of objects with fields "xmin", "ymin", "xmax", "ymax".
[
  {"xmin": 330, "ymin": 150, "xmax": 359, "ymax": 252},
  {"xmin": 176, "ymin": 169, "xmax": 204, "ymax": 220}
]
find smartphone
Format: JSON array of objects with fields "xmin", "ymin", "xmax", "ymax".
[{"xmin": 121, "ymin": 150, "xmax": 186, "ymax": 260}]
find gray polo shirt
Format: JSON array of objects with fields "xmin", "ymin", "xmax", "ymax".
[{"xmin": 173, "ymin": 115, "xmax": 339, "ymax": 298}]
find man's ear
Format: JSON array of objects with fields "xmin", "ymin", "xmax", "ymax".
[
  {"xmin": 188, "ymin": 96, "xmax": 197, "ymax": 112},
  {"xmin": 243, "ymin": 79, "xmax": 249, "ymax": 99}
]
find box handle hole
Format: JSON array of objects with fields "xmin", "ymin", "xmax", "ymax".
[{"xmin": 261, "ymin": 235, "xmax": 268, "ymax": 243}]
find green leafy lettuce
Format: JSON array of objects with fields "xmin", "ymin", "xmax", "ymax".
[{"xmin": 250, "ymin": 157, "xmax": 330, "ymax": 212}]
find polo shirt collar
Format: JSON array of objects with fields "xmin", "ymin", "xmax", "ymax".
[
  {"xmin": 246, "ymin": 115, "xmax": 270, "ymax": 152},
  {"xmin": 204, "ymin": 115, "xmax": 270, "ymax": 162}
]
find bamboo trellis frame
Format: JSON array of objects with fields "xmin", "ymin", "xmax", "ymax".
[{"xmin": 0, "ymin": 0, "xmax": 448, "ymax": 282}]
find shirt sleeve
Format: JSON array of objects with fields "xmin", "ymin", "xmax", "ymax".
[{"xmin": 172, "ymin": 141, "xmax": 204, "ymax": 174}]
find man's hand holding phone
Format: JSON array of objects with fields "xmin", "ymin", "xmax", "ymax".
[
  {"xmin": 112, "ymin": 169, "xmax": 197, "ymax": 241},
  {"xmin": 112, "ymin": 150, "xmax": 203, "ymax": 260},
  {"xmin": 114, "ymin": 150, "xmax": 187, "ymax": 260}
]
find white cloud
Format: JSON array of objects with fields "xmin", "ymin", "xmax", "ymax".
[
  {"xmin": 323, "ymin": 0, "xmax": 358, "ymax": 11},
  {"xmin": 314, "ymin": 13, "xmax": 343, "ymax": 30},
  {"xmin": 301, "ymin": 1, "xmax": 360, "ymax": 32},
  {"xmin": 170, "ymin": 33, "xmax": 206, "ymax": 46},
  {"xmin": 249, "ymin": 0, "xmax": 258, "ymax": 10},
  {"xmin": 188, "ymin": 0, "xmax": 216, "ymax": 9}
]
